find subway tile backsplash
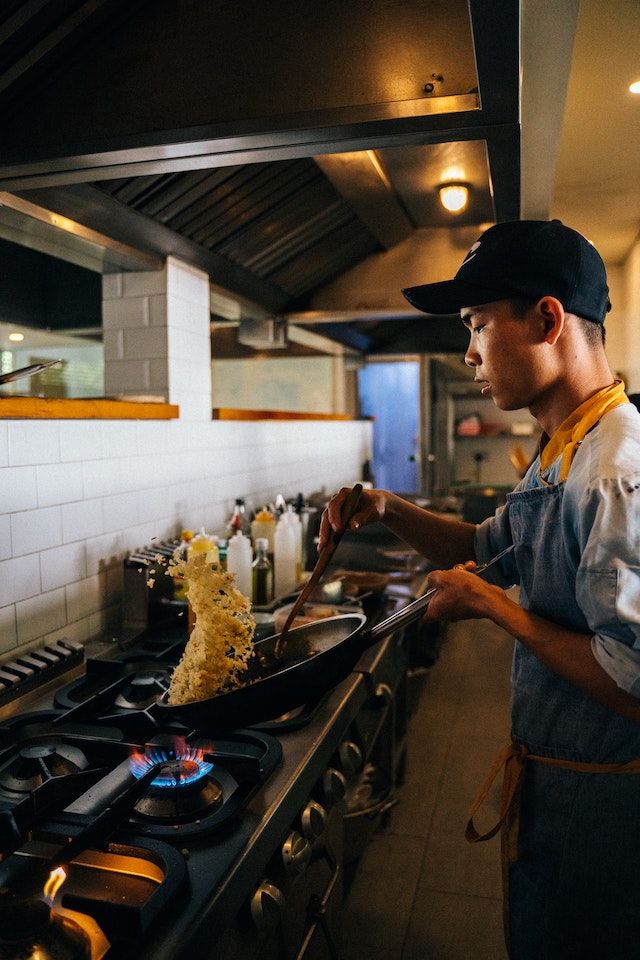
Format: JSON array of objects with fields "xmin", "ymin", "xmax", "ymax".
[
  {"xmin": 1, "ymin": 256, "xmax": 372, "ymax": 661},
  {"xmin": 2, "ymin": 415, "xmax": 371, "ymax": 658}
]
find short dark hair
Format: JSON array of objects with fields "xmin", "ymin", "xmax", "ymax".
[
  {"xmin": 579, "ymin": 317, "xmax": 606, "ymax": 347},
  {"xmin": 508, "ymin": 298, "xmax": 606, "ymax": 347}
]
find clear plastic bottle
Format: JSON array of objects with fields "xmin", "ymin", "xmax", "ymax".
[
  {"xmin": 284, "ymin": 508, "xmax": 302, "ymax": 582},
  {"xmin": 226, "ymin": 531, "xmax": 253, "ymax": 598},
  {"xmin": 252, "ymin": 538, "xmax": 274, "ymax": 605},
  {"xmin": 274, "ymin": 513, "xmax": 299, "ymax": 598}
]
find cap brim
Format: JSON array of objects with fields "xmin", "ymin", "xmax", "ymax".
[{"xmin": 401, "ymin": 280, "xmax": 509, "ymax": 316}]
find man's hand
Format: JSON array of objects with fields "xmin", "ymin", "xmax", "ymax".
[
  {"xmin": 423, "ymin": 563, "xmax": 505, "ymax": 622},
  {"xmin": 317, "ymin": 487, "xmax": 388, "ymax": 551}
]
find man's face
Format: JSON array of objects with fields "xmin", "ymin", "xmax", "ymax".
[{"xmin": 461, "ymin": 300, "xmax": 545, "ymax": 411}]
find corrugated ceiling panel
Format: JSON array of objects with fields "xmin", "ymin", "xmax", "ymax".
[{"xmin": 96, "ymin": 158, "xmax": 380, "ymax": 306}]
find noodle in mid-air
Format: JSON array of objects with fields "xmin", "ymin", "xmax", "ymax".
[{"xmin": 166, "ymin": 550, "xmax": 255, "ymax": 704}]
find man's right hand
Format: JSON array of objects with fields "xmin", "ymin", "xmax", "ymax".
[{"xmin": 317, "ymin": 486, "xmax": 388, "ymax": 552}]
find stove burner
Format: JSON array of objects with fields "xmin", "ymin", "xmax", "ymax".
[
  {"xmin": 0, "ymin": 743, "xmax": 89, "ymax": 795},
  {"xmin": 0, "ymin": 897, "xmax": 90, "ymax": 959},
  {"xmin": 151, "ymin": 757, "xmax": 202, "ymax": 786},
  {"xmin": 114, "ymin": 670, "xmax": 170, "ymax": 710},
  {"xmin": 130, "ymin": 746, "xmax": 213, "ymax": 787},
  {"xmin": 130, "ymin": 746, "xmax": 222, "ymax": 822}
]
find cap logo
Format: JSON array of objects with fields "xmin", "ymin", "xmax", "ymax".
[{"xmin": 462, "ymin": 240, "xmax": 481, "ymax": 266}]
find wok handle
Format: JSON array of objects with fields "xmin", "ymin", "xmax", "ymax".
[
  {"xmin": 364, "ymin": 544, "xmax": 515, "ymax": 644},
  {"xmin": 275, "ymin": 483, "xmax": 363, "ymax": 651}
]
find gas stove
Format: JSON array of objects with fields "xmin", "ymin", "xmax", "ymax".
[
  {"xmin": 0, "ymin": 584, "xmax": 411, "ymax": 960},
  {"xmin": 0, "ymin": 621, "xmax": 286, "ymax": 958}
]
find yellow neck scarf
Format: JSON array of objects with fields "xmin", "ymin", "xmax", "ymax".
[{"xmin": 539, "ymin": 379, "xmax": 629, "ymax": 484}]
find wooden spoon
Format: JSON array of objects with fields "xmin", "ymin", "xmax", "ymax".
[{"xmin": 274, "ymin": 483, "xmax": 363, "ymax": 657}]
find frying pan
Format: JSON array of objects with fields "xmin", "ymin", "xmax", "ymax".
[{"xmin": 151, "ymin": 546, "xmax": 514, "ymax": 731}]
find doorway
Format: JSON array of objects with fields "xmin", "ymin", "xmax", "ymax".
[{"xmin": 357, "ymin": 360, "xmax": 420, "ymax": 493}]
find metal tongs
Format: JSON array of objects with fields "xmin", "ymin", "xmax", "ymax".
[
  {"xmin": 274, "ymin": 483, "xmax": 363, "ymax": 656},
  {"xmin": 365, "ymin": 543, "xmax": 516, "ymax": 640},
  {"xmin": 0, "ymin": 358, "xmax": 63, "ymax": 385}
]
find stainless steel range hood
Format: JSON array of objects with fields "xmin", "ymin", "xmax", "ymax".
[{"xmin": 0, "ymin": 0, "xmax": 580, "ymax": 357}]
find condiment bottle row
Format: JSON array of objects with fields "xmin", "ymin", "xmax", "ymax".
[{"xmin": 180, "ymin": 498, "xmax": 306, "ymax": 606}]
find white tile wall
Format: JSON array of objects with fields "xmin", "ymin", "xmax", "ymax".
[
  {"xmin": 0, "ymin": 254, "xmax": 373, "ymax": 661},
  {"xmin": 0, "ymin": 416, "xmax": 371, "ymax": 659}
]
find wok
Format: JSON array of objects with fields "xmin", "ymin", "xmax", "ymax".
[{"xmin": 151, "ymin": 545, "xmax": 513, "ymax": 731}]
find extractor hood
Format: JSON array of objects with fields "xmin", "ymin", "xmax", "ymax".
[{"xmin": 0, "ymin": 0, "xmax": 582, "ymax": 357}]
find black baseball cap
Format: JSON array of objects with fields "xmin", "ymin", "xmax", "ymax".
[{"xmin": 402, "ymin": 219, "xmax": 611, "ymax": 323}]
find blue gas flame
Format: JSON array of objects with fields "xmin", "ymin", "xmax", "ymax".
[{"xmin": 129, "ymin": 746, "xmax": 213, "ymax": 788}]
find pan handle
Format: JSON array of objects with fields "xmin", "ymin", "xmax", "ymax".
[
  {"xmin": 364, "ymin": 586, "xmax": 438, "ymax": 642},
  {"xmin": 363, "ymin": 545, "xmax": 515, "ymax": 643}
]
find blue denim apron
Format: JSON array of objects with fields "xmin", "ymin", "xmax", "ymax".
[{"xmin": 505, "ymin": 481, "xmax": 640, "ymax": 960}]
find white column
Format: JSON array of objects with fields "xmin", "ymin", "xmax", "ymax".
[
  {"xmin": 165, "ymin": 257, "xmax": 212, "ymax": 421},
  {"xmin": 101, "ymin": 257, "xmax": 212, "ymax": 420}
]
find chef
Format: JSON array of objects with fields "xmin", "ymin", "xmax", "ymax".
[{"xmin": 320, "ymin": 220, "xmax": 640, "ymax": 960}]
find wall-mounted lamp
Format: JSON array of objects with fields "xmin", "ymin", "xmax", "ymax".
[
  {"xmin": 8, "ymin": 332, "xmax": 25, "ymax": 342},
  {"xmin": 439, "ymin": 183, "xmax": 469, "ymax": 214}
]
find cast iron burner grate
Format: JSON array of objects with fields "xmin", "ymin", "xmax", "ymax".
[
  {"xmin": 0, "ymin": 742, "xmax": 89, "ymax": 795},
  {"xmin": 114, "ymin": 671, "xmax": 171, "ymax": 710},
  {"xmin": 0, "ymin": 725, "xmax": 282, "ymax": 851}
]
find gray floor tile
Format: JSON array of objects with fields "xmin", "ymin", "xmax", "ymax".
[
  {"xmin": 403, "ymin": 890, "xmax": 508, "ymax": 960},
  {"xmin": 341, "ymin": 833, "xmax": 425, "ymax": 952},
  {"xmin": 340, "ymin": 618, "xmax": 513, "ymax": 960}
]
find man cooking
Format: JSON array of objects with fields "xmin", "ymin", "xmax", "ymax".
[{"xmin": 319, "ymin": 220, "xmax": 640, "ymax": 960}]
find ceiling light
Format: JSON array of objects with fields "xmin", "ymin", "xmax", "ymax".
[
  {"xmin": 439, "ymin": 183, "xmax": 469, "ymax": 214},
  {"xmin": 629, "ymin": 80, "xmax": 640, "ymax": 94},
  {"xmin": 8, "ymin": 331, "xmax": 24, "ymax": 342}
]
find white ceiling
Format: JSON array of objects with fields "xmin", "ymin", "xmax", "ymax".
[{"xmin": 549, "ymin": 0, "xmax": 640, "ymax": 264}]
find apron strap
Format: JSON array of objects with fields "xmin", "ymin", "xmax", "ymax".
[
  {"xmin": 466, "ymin": 739, "xmax": 640, "ymax": 858},
  {"xmin": 466, "ymin": 741, "xmax": 640, "ymax": 960}
]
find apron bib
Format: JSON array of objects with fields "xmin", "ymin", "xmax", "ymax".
[{"xmin": 469, "ymin": 472, "xmax": 640, "ymax": 960}]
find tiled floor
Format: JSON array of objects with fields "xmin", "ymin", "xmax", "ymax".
[{"xmin": 340, "ymin": 614, "xmax": 515, "ymax": 960}]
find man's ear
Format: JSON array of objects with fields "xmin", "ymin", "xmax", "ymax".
[{"xmin": 537, "ymin": 296, "xmax": 565, "ymax": 345}]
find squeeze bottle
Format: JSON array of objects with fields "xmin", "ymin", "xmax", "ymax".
[{"xmin": 226, "ymin": 532, "xmax": 253, "ymax": 598}]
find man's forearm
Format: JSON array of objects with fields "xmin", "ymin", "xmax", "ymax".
[
  {"xmin": 489, "ymin": 589, "xmax": 640, "ymax": 724},
  {"xmin": 382, "ymin": 493, "xmax": 477, "ymax": 569}
]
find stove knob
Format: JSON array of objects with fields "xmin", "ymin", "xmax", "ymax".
[
  {"xmin": 300, "ymin": 799, "xmax": 327, "ymax": 840},
  {"xmin": 322, "ymin": 766, "xmax": 348, "ymax": 805},
  {"xmin": 375, "ymin": 682, "xmax": 394, "ymax": 705},
  {"xmin": 281, "ymin": 829, "xmax": 312, "ymax": 873},
  {"xmin": 338, "ymin": 740, "xmax": 363, "ymax": 778},
  {"xmin": 251, "ymin": 881, "xmax": 285, "ymax": 930}
]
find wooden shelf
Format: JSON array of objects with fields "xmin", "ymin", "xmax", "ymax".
[
  {"xmin": 212, "ymin": 408, "xmax": 357, "ymax": 421},
  {"xmin": 0, "ymin": 397, "xmax": 179, "ymax": 419}
]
